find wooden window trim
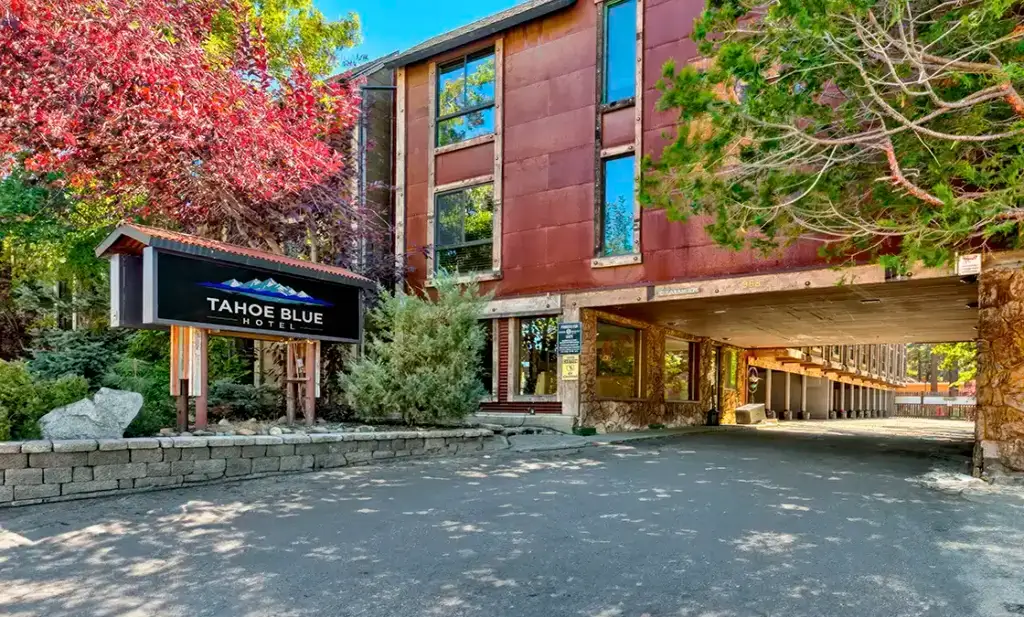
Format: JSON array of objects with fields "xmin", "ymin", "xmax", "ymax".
[
  {"xmin": 430, "ymin": 180, "xmax": 497, "ymax": 279},
  {"xmin": 435, "ymin": 133, "xmax": 495, "ymax": 156},
  {"xmin": 508, "ymin": 317, "xmax": 559, "ymax": 402},
  {"xmin": 395, "ymin": 67, "xmax": 407, "ymax": 293},
  {"xmin": 593, "ymin": 0, "xmax": 644, "ymax": 268},
  {"xmin": 594, "ymin": 319, "xmax": 644, "ymax": 401},
  {"xmin": 427, "ymin": 39, "xmax": 504, "ymax": 281},
  {"xmin": 665, "ymin": 336, "xmax": 700, "ymax": 403},
  {"xmin": 594, "ymin": 154, "xmax": 642, "ymax": 264},
  {"xmin": 481, "ymin": 319, "xmax": 499, "ymax": 403},
  {"xmin": 434, "ymin": 48, "xmax": 497, "ymax": 146}
]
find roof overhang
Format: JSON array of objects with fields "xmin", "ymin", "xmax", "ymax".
[
  {"xmin": 386, "ymin": 0, "xmax": 577, "ymax": 69},
  {"xmin": 96, "ymin": 225, "xmax": 375, "ymax": 290}
]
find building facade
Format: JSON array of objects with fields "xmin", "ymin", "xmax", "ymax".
[
  {"xmin": 381, "ymin": 0, "xmax": 1024, "ymax": 482},
  {"xmin": 383, "ymin": 0, "xmax": 926, "ymax": 432}
]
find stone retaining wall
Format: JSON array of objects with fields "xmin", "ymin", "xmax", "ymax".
[{"xmin": 0, "ymin": 429, "xmax": 504, "ymax": 508}]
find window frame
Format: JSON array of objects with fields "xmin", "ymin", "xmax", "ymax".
[
  {"xmin": 664, "ymin": 336, "xmax": 700, "ymax": 403},
  {"xmin": 597, "ymin": 153, "xmax": 637, "ymax": 258},
  {"xmin": 601, "ymin": 0, "xmax": 638, "ymax": 105},
  {"xmin": 435, "ymin": 48, "xmax": 497, "ymax": 147},
  {"xmin": 509, "ymin": 316, "xmax": 559, "ymax": 402},
  {"xmin": 594, "ymin": 319, "xmax": 644, "ymax": 400},
  {"xmin": 479, "ymin": 319, "xmax": 498, "ymax": 402},
  {"xmin": 433, "ymin": 181, "xmax": 496, "ymax": 275}
]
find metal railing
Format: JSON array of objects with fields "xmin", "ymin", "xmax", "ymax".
[{"xmin": 894, "ymin": 403, "xmax": 976, "ymax": 421}]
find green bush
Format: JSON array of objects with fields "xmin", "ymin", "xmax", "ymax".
[
  {"xmin": 208, "ymin": 380, "xmax": 283, "ymax": 421},
  {"xmin": 28, "ymin": 328, "xmax": 130, "ymax": 385},
  {"xmin": 339, "ymin": 276, "xmax": 489, "ymax": 425},
  {"xmin": 0, "ymin": 360, "xmax": 89, "ymax": 440},
  {"xmin": 102, "ymin": 357, "xmax": 175, "ymax": 438}
]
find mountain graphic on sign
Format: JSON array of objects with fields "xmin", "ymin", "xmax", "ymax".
[{"xmin": 199, "ymin": 278, "xmax": 332, "ymax": 307}]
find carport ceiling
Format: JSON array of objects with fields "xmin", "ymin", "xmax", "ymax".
[{"xmin": 609, "ymin": 277, "xmax": 979, "ymax": 348}]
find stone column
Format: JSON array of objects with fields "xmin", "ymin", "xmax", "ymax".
[
  {"xmin": 976, "ymin": 263, "xmax": 1024, "ymax": 477},
  {"xmin": 766, "ymin": 368, "xmax": 773, "ymax": 417}
]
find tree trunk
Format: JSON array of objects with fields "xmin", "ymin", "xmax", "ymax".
[
  {"xmin": 0, "ymin": 256, "xmax": 26, "ymax": 360},
  {"xmin": 929, "ymin": 352, "xmax": 939, "ymax": 393}
]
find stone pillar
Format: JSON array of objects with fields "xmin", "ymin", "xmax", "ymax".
[
  {"xmin": 976, "ymin": 264, "xmax": 1024, "ymax": 477},
  {"xmin": 766, "ymin": 368, "xmax": 773, "ymax": 417}
]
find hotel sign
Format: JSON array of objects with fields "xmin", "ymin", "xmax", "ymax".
[{"xmin": 140, "ymin": 250, "xmax": 362, "ymax": 342}]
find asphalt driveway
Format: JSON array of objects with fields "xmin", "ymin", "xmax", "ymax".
[{"xmin": 1, "ymin": 429, "xmax": 1022, "ymax": 617}]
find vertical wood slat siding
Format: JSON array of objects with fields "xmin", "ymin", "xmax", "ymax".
[{"xmin": 497, "ymin": 318, "xmax": 509, "ymax": 402}]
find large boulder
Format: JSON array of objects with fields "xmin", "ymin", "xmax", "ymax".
[{"xmin": 39, "ymin": 388, "xmax": 143, "ymax": 440}]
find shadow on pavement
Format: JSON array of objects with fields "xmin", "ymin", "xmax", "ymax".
[{"xmin": 0, "ymin": 431, "xmax": 1020, "ymax": 617}]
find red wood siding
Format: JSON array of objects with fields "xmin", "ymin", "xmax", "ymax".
[
  {"xmin": 601, "ymin": 106, "xmax": 634, "ymax": 149},
  {"xmin": 436, "ymin": 142, "xmax": 495, "ymax": 186},
  {"xmin": 401, "ymin": 0, "xmax": 833, "ymax": 297}
]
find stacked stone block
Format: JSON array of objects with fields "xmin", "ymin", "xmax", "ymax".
[{"xmin": 1, "ymin": 429, "xmax": 502, "ymax": 507}]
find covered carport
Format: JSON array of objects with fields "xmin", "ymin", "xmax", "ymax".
[{"xmin": 568, "ymin": 255, "xmax": 1022, "ymax": 479}]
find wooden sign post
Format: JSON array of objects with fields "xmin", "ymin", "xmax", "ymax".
[{"xmin": 170, "ymin": 325, "xmax": 209, "ymax": 431}]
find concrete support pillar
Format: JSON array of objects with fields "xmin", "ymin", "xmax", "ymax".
[
  {"xmin": 838, "ymin": 382, "xmax": 846, "ymax": 419},
  {"xmin": 558, "ymin": 304, "xmax": 582, "ymax": 424},
  {"xmin": 801, "ymin": 375, "xmax": 808, "ymax": 419},
  {"xmin": 827, "ymin": 378, "xmax": 835, "ymax": 419},
  {"xmin": 766, "ymin": 368, "xmax": 773, "ymax": 417},
  {"xmin": 784, "ymin": 372, "xmax": 792, "ymax": 417},
  {"xmin": 975, "ymin": 264, "xmax": 1024, "ymax": 476}
]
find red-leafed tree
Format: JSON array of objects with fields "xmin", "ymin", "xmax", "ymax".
[{"xmin": 0, "ymin": 0, "xmax": 367, "ymax": 258}]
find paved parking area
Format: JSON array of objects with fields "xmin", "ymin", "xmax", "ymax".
[{"xmin": 1, "ymin": 428, "xmax": 1021, "ymax": 617}]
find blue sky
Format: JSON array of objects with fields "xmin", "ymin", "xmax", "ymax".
[{"xmin": 316, "ymin": 0, "xmax": 522, "ymax": 67}]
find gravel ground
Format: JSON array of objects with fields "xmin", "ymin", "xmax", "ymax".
[{"xmin": 1, "ymin": 426, "xmax": 1022, "ymax": 617}]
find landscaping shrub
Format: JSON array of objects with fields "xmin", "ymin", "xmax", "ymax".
[
  {"xmin": 102, "ymin": 357, "xmax": 175, "ymax": 438},
  {"xmin": 339, "ymin": 276, "xmax": 489, "ymax": 425},
  {"xmin": 208, "ymin": 380, "xmax": 283, "ymax": 421},
  {"xmin": 0, "ymin": 360, "xmax": 89, "ymax": 440},
  {"xmin": 28, "ymin": 328, "xmax": 130, "ymax": 385}
]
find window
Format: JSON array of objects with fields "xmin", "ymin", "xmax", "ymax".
[
  {"xmin": 437, "ymin": 50, "xmax": 496, "ymax": 147},
  {"xmin": 518, "ymin": 317, "xmax": 558, "ymax": 396},
  {"xmin": 435, "ymin": 184, "xmax": 494, "ymax": 273},
  {"xmin": 600, "ymin": 155, "xmax": 636, "ymax": 256},
  {"xmin": 596, "ymin": 321, "xmax": 641, "ymax": 398},
  {"xmin": 665, "ymin": 337, "xmax": 699, "ymax": 401},
  {"xmin": 479, "ymin": 321, "xmax": 494, "ymax": 396},
  {"xmin": 603, "ymin": 0, "xmax": 636, "ymax": 104}
]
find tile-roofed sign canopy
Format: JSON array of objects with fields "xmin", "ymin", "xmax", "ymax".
[
  {"xmin": 97, "ymin": 224, "xmax": 374, "ymax": 289},
  {"xmin": 97, "ymin": 225, "xmax": 369, "ymax": 342}
]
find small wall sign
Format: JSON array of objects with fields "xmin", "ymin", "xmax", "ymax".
[
  {"xmin": 557, "ymin": 322, "xmax": 582, "ymax": 354},
  {"xmin": 561, "ymin": 354, "xmax": 580, "ymax": 380},
  {"xmin": 957, "ymin": 254, "xmax": 982, "ymax": 277}
]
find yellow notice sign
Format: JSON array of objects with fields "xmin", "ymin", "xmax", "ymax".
[{"xmin": 561, "ymin": 354, "xmax": 580, "ymax": 381}]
